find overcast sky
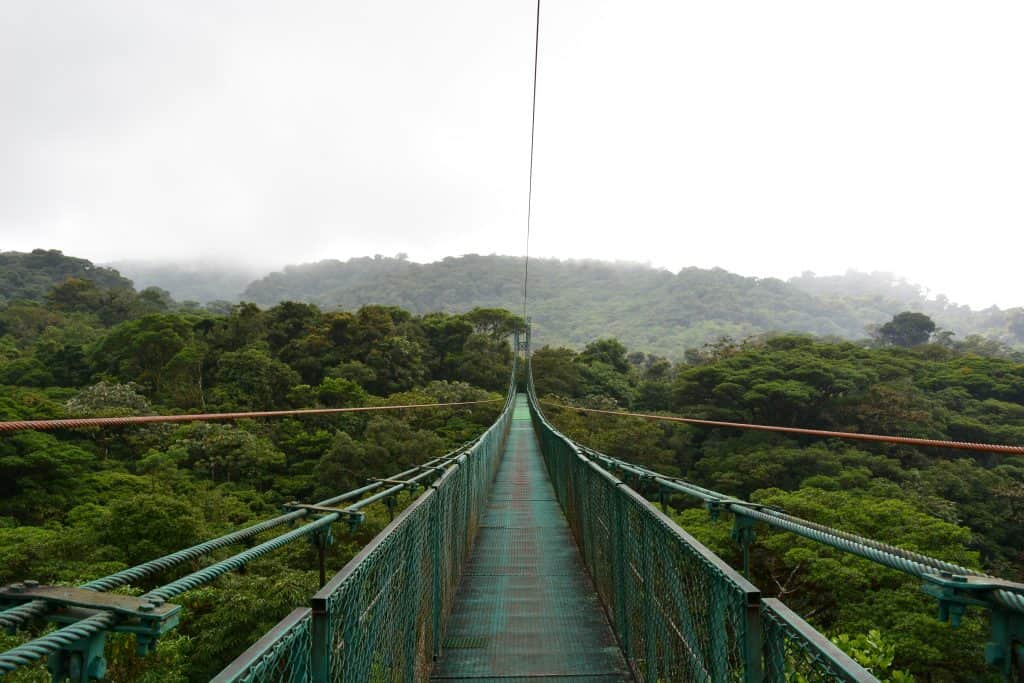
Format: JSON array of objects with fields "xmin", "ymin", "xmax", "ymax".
[{"xmin": 2, "ymin": 1, "xmax": 1021, "ymax": 308}]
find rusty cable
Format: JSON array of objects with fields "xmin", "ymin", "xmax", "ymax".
[
  {"xmin": 0, "ymin": 399, "xmax": 501, "ymax": 433},
  {"xmin": 540, "ymin": 401, "xmax": 1024, "ymax": 455}
]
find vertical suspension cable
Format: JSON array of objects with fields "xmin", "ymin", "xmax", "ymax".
[{"xmin": 522, "ymin": 0, "xmax": 541, "ymax": 322}]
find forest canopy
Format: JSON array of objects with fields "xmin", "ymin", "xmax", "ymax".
[
  {"xmin": 47, "ymin": 251, "xmax": 1024, "ymax": 359},
  {"xmin": 1, "ymin": 250, "xmax": 1022, "ymax": 680}
]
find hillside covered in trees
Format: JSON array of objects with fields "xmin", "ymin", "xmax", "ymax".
[
  {"xmin": 1, "ymin": 249, "xmax": 1023, "ymax": 679},
  {"xmin": 241, "ymin": 255, "xmax": 1024, "ymax": 357},
  {"xmin": 533, "ymin": 335, "xmax": 1024, "ymax": 680},
  {"xmin": 0, "ymin": 256, "xmax": 523, "ymax": 680},
  {"xmin": 7, "ymin": 250, "xmax": 1021, "ymax": 359}
]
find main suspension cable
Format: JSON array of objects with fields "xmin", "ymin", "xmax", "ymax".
[
  {"xmin": 541, "ymin": 401, "xmax": 1024, "ymax": 455},
  {"xmin": 522, "ymin": 0, "xmax": 541, "ymax": 321},
  {"xmin": 0, "ymin": 399, "xmax": 500, "ymax": 433}
]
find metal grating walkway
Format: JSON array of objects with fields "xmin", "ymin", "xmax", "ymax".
[{"xmin": 431, "ymin": 395, "xmax": 631, "ymax": 681}]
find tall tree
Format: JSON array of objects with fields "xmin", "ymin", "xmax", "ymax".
[{"xmin": 876, "ymin": 312, "xmax": 936, "ymax": 347}]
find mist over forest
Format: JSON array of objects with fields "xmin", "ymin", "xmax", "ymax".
[
  {"xmin": 2, "ymin": 247, "xmax": 1024, "ymax": 679},
  {"xmin": 105, "ymin": 253, "xmax": 1024, "ymax": 358}
]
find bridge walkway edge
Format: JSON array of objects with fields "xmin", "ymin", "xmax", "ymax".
[{"xmin": 430, "ymin": 394, "xmax": 632, "ymax": 681}]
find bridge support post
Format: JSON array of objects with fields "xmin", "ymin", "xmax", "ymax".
[
  {"xmin": 731, "ymin": 516, "xmax": 757, "ymax": 579},
  {"xmin": 742, "ymin": 595, "xmax": 764, "ymax": 683},
  {"xmin": 612, "ymin": 485, "xmax": 632, "ymax": 668},
  {"xmin": 639, "ymin": 514, "xmax": 659, "ymax": 682},
  {"xmin": 310, "ymin": 601, "xmax": 330, "ymax": 683},
  {"xmin": 431, "ymin": 494, "xmax": 443, "ymax": 662},
  {"xmin": 46, "ymin": 630, "xmax": 106, "ymax": 683},
  {"xmin": 309, "ymin": 527, "xmax": 333, "ymax": 589},
  {"xmin": 708, "ymin": 587, "xmax": 727, "ymax": 682},
  {"xmin": 985, "ymin": 608, "xmax": 1024, "ymax": 679}
]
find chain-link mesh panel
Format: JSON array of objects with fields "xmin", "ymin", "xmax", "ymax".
[
  {"xmin": 320, "ymin": 489, "xmax": 436, "ymax": 681},
  {"xmin": 217, "ymin": 360, "xmax": 517, "ymax": 683},
  {"xmin": 527, "ymin": 387, "xmax": 763, "ymax": 683},
  {"xmin": 212, "ymin": 609, "xmax": 313, "ymax": 683},
  {"xmin": 307, "ymin": 379, "xmax": 516, "ymax": 682},
  {"xmin": 762, "ymin": 599, "xmax": 877, "ymax": 683}
]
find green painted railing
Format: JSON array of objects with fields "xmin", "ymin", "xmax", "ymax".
[
  {"xmin": 526, "ymin": 365, "xmax": 876, "ymax": 683},
  {"xmin": 762, "ymin": 599, "xmax": 876, "ymax": 683},
  {"xmin": 574, "ymin": 433, "xmax": 1024, "ymax": 680},
  {"xmin": 214, "ymin": 357, "xmax": 519, "ymax": 682},
  {"xmin": 213, "ymin": 608, "xmax": 312, "ymax": 683}
]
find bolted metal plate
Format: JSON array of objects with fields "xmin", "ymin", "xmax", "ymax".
[{"xmin": 0, "ymin": 584, "xmax": 180, "ymax": 621}]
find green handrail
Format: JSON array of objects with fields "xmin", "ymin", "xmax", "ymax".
[
  {"xmin": 571, "ymin": 429, "xmax": 1024, "ymax": 678},
  {"xmin": 525, "ymin": 360, "xmax": 877, "ymax": 683},
  {"xmin": 213, "ymin": 354, "xmax": 520, "ymax": 682}
]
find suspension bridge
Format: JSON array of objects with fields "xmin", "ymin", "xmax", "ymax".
[{"xmin": 1, "ymin": 333, "xmax": 1023, "ymax": 682}]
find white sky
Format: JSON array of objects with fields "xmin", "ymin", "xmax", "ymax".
[{"xmin": 1, "ymin": 1, "xmax": 1021, "ymax": 308}]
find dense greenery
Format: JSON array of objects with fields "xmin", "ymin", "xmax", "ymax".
[
  {"xmin": 6, "ymin": 250, "xmax": 1023, "ymax": 359},
  {"xmin": 534, "ymin": 332, "xmax": 1024, "ymax": 681},
  {"xmin": 0, "ymin": 250, "xmax": 132, "ymax": 306},
  {"xmin": 239, "ymin": 255, "xmax": 1024, "ymax": 357},
  {"xmin": 0, "ymin": 267, "xmax": 522, "ymax": 681},
  {"xmin": 2, "ymin": 250, "xmax": 1022, "ymax": 681}
]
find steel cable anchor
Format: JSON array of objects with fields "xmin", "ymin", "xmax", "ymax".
[
  {"xmin": 0, "ymin": 583, "xmax": 180, "ymax": 683},
  {"xmin": 921, "ymin": 572, "xmax": 1024, "ymax": 676}
]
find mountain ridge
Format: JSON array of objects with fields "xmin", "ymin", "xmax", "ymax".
[
  {"xmin": 4, "ymin": 250, "xmax": 1022, "ymax": 358},
  {"xmin": 238, "ymin": 254, "xmax": 1024, "ymax": 357}
]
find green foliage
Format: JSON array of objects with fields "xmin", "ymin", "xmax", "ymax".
[
  {"xmin": 540, "ymin": 332, "xmax": 1024, "ymax": 680},
  {"xmin": 211, "ymin": 346, "xmax": 301, "ymax": 410},
  {"xmin": 3, "ymin": 249, "xmax": 1021, "ymax": 681},
  {"xmin": 65, "ymin": 381, "xmax": 151, "ymax": 417},
  {"xmin": 0, "ymin": 267, "xmax": 519, "ymax": 681},
  {"xmin": 831, "ymin": 630, "xmax": 914, "ymax": 682},
  {"xmin": 0, "ymin": 249, "xmax": 132, "ymax": 307},
  {"xmin": 97, "ymin": 494, "xmax": 204, "ymax": 566},
  {"xmin": 0, "ymin": 432, "xmax": 94, "ymax": 521},
  {"xmin": 530, "ymin": 347, "xmax": 582, "ymax": 397},
  {"xmin": 236, "ymin": 256, "xmax": 1024, "ymax": 358},
  {"xmin": 876, "ymin": 311, "xmax": 937, "ymax": 347},
  {"xmin": 90, "ymin": 314, "xmax": 199, "ymax": 393}
]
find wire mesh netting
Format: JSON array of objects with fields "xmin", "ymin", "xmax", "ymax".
[
  {"xmin": 319, "ymin": 488, "xmax": 437, "ymax": 681},
  {"xmin": 526, "ymin": 368, "xmax": 879, "ymax": 683},
  {"xmin": 213, "ymin": 609, "xmax": 313, "ymax": 683},
  {"xmin": 216, "ymin": 363, "xmax": 516, "ymax": 682},
  {"xmin": 215, "ymin": 351, "xmax": 879, "ymax": 683},
  {"xmin": 528, "ymin": 389, "xmax": 759, "ymax": 681},
  {"xmin": 762, "ymin": 599, "xmax": 876, "ymax": 682},
  {"xmin": 313, "ymin": 399, "xmax": 512, "ymax": 681}
]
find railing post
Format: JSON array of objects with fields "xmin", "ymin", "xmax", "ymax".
[
  {"xmin": 431, "ymin": 491, "xmax": 443, "ymax": 662},
  {"xmin": 709, "ymin": 587, "xmax": 727, "ymax": 682},
  {"xmin": 744, "ymin": 595, "xmax": 764, "ymax": 683},
  {"xmin": 404, "ymin": 535, "xmax": 422, "ymax": 682},
  {"xmin": 46, "ymin": 630, "xmax": 107, "ymax": 683},
  {"xmin": 639, "ymin": 514, "xmax": 658, "ymax": 682},
  {"xmin": 463, "ymin": 456, "xmax": 471, "ymax": 554},
  {"xmin": 310, "ymin": 599, "xmax": 330, "ymax": 683},
  {"xmin": 613, "ymin": 485, "xmax": 632, "ymax": 667}
]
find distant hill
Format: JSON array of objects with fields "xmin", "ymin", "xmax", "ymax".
[
  {"xmin": 0, "ymin": 249, "xmax": 132, "ymax": 305},
  {"xmin": 241, "ymin": 255, "xmax": 1024, "ymax": 358},
  {"xmin": 107, "ymin": 261, "xmax": 262, "ymax": 304},
  {"xmin": 4, "ymin": 250, "xmax": 1021, "ymax": 358}
]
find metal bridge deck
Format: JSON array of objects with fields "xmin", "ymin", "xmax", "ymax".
[{"xmin": 431, "ymin": 394, "xmax": 631, "ymax": 681}]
